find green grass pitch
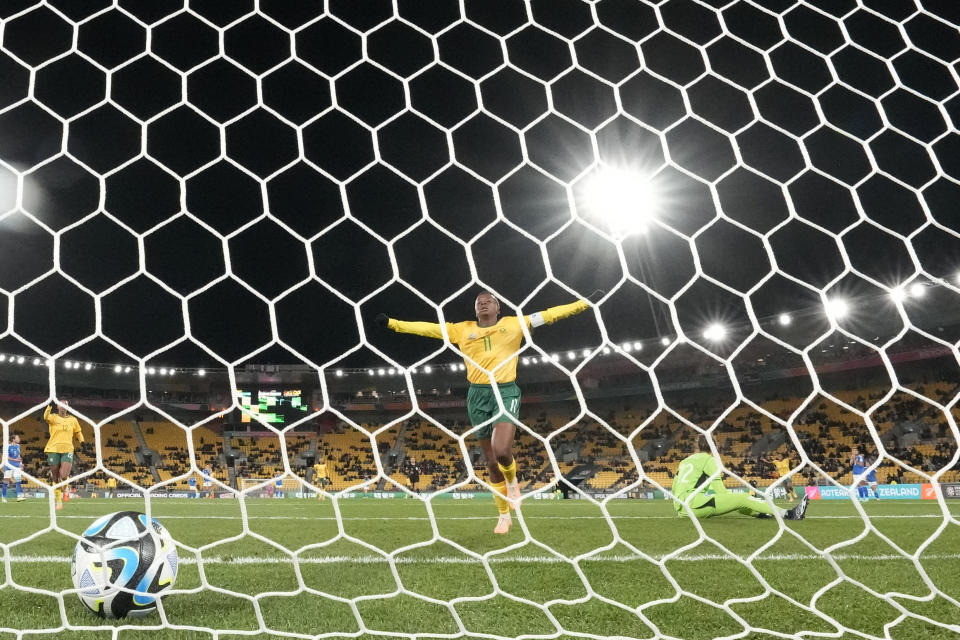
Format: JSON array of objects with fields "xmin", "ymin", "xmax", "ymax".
[{"xmin": 1, "ymin": 496, "xmax": 959, "ymax": 640}]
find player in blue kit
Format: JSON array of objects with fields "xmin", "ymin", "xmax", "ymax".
[
  {"xmin": 2, "ymin": 434, "xmax": 25, "ymax": 503},
  {"xmin": 850, "ymin": 447, "xmax": 878, "ymax": 500}
]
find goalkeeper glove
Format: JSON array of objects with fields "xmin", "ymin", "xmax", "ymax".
[
  {"xmin": 586, "ymin": 289, "xmax": 605, "ymax": 303},
  {"xmin": 374, "ymin": 313, "xmax": 390, "ymax": 328}
]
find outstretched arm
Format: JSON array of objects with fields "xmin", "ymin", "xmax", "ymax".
[
  {"xmin": 43, "ymin": 405, "xmax": 53, "ymax": 423},
  {"xmin": 376, "ymin": 314, "xmax": 454, "ymax": 340},
  {"xmin": 527, "ymin": 290, "xmax": 604, "ymax": 328}
]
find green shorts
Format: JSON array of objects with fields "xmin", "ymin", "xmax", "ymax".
[
  {"xmin": 466, "ymin": 382, "xmax": 521, "ymax": 440},
  {"xmin": 46, "ymin": 452, "xmax": 74, "ymax": 466}
]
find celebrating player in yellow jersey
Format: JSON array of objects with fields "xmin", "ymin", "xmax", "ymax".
[
  {"xmin": 376, "ymin": 289, "xmax": 602, "ymax": 534},
  {"xmin": 43, "ymin": 402, "xmax": 84, "ymax": 510}
]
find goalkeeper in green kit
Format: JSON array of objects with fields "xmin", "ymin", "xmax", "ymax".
[{"xmin": 672, "ymin": 446, "xmax": 808, "ymax": 520}]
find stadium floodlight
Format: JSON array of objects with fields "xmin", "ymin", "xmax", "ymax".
[
  {"xmin": 459, "ymin": 363, "xmax": 467, "ymax": 371},
  {"xmin": 622, "ymin": 342, "xmax": 632, "ymax": 352},
  {"xmin": 114, "ymin": 365, "xmax": 122, "ymax": 373},
  {"xmin": 521, "ymin": 357, "xmax": 529, "ymax": 365},
  {"xmin": 909, "ymin": 282, "xmax": 926, "ymax": 299},
  {"xmin": 124, "ymin": 366, "xmax": 132, "ymax": 374},
  {"xmin": 198, "ymin": 369, "xmax": 205, "ymax": 376},
  {"xmin": 159, "ymin": 367, "xmax": 168, "ymax": 375},
  {"xmin": 17, "ymin": 356, "xmax": 25, "ymax": 365},
  {"xmin": 889, "ymin": 287, "xmax": 907, "ymax": 303},
  {"xmin": 703, "ymin": 323, "xmax": 727, "ymax": 342},
  {"xmin": 0, "ymin": 355, "xmax": 5, "ymax": 362},
  {"xmin": 424, "ymin": 365, "xmax": 432, "ymax": 373},
  {"xmin": 581, "ymin": 348, "xmax": 591, "ymax": 357},
  {"xmin": 826, "ymin": 298, "xmax": 849, "ymax": 320},
  {"xmin": 660, "ymin": 337, "xmax": 670, "ymax": 346},
  {"xmin": 602, "ymin": 347, "xmax": 611, "ymax": 355},
  {"xmin": 63, "ymin": 360, "xmax": 70, "ymax": 368},
  {"xmin": 567, "ymin": 351, "xmax": 576, "ymax": 360},
  {"xmin": 633, "ymin": 341, "xmax": 643, "ymax": 351},
  {"xmin": 387, "ymin": 368, "xmax": 396, "ymax": 375},
  {"xmin": 33, "ymin": 358, "xmax": 40, "ymax": 366},
  {"xmin": 334, "ymin": 369, "xmax": 344, "ymax": 377},
  {"xmin": 84, "ymin": 362, "xmax": 92, "ymax": 370},
  {"xmin": 583, "ymin": 167, "xmax": 661, "ymax": 236},
  {"xmin": 551, "ymin": 353, "xmax": 560, "ymax": 362},
  {"xmin": 377, "ymin": 369, "xmax": 385, "ymax": 376},
  {"xmin": 778, "ymin": 313, "xmax": 792, "ymax": 326},
  {"xmin": 147, "ymin": 367, "xmax": 156, "ymax": 375},
  {"xmin": 168, "ymin": 369, "xmax": 176, "ymax": 376}
]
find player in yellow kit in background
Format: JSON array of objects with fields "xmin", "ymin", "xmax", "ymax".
[
  {"xmin": 313, "ymin": 459, "xmax": 329, "ymax": 501},
  {"xmin": 376, "ymin": 289, "xmax": 602, "ymax": 534},
  {"xmin": 761, "ymin": 452, "xmax": 796, "ymax": 503},
  {"xmin": 43, "ymin": 402, "xmax": 84, "ymax": 510}
]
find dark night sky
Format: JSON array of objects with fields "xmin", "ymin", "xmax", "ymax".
[{"xmin": 0, "ymin": 0, "xmax": 958, "ymax": 377}]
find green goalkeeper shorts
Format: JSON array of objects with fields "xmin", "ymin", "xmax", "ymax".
[
  {"xmin": 466, "ymin": 382, "xmax": 521, "ymax": 440},
  {"xmin": 46, "ymin": 452, "xmax": 74, "ymax": 466}
]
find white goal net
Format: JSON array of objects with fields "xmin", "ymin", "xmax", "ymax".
[{"xmin": 1, "ymin": 0, "xmax": 959, "ymax": 638}]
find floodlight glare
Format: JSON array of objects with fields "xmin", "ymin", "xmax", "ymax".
[
  {"xmin": 909, "ymin": 282, "xmax": 926, "ymax": 298},
  {"xmin": 826, "ymin": 298, "xmax": 849, "ymax": 320},
  {"xmin": 424, "ymin": 365, "xmax": 432, "ymax": 373},
  {"xmin": 703, "ymin": 323, "xmax": 727, "ymax": 342},
  {"xmin": 567, "ymin": 351, "xmax": 576, "ymax": 360},
  {"xmin": 377, "ymin": 369, "xmax": 385, "ymax": 376},
  {"xmin": 584, "ymin": 167, "xmax": 660, "ymax": 236},
  {"xmin": 124, "ymin": 366, "xmax": 132, "ymax": 373},
  {"xmin": 581, "ymin": 348, "xmax": 591, "ymax": 357},
  {"xmin": 33, "ymin": 358, "xmax": 41, "ymax": 366},
  {"xmin": 521, "ymin": 357, "xmax": 529, "ymax": 365},
  {"xmin": 622, "ymin": 342, "xmax": 632, "ymax": 352},
  {"xmin": 777, "ymin": 313, "xmax": 792, "ymax": 326},
  {"xmin": 114, "ymin": 365, "xmax": 122, "ymax": 373},
  {"xmin": 388, "ymin": 368, "xmax": 396, "ymax": 375},
  {"xmin": 889, "ymin": 287, "xmax": 907, "ymax": 303},
  {"xmin": 602, "ymin": 347, "xmax": 611, "ymax": 355},
  {"xmin": 17, "ymin": 356, "xmax": 25, "ymax": 365},
  {"xmin": 551, "ymin": 353, "xmax": 560, "ymax": 362},
  {"xmin": 632, "ymin": 342, "xmax": 643, "ymax": 351},
  {"xmin": 198, "ymin": 369, "xmax": 206, "ymax": 376},
  {"xmin": 660, "ymin": 337, "xmax": 670, "ymax": 346}
]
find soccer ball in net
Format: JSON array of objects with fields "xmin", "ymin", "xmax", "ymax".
[{"xmin": 70, "ymin": 511, "xmax": 179, "ymax": 619}]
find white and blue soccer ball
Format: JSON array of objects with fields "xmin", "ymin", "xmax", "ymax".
[{"xmin": 71, "ymin": 511, "xmax": 178, "ymax": 619}]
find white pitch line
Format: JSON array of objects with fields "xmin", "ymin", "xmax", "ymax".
[
  {"xmin": 5, "ymin": 553, "xmax": 960, "ymax": 565},
  {"xmin": 0, "ymin": 513, "xmax": 953, "ymax": 521}
]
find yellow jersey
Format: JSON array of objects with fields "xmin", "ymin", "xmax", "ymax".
[
  {"xmin": 43, "ymin": 406, "xmax": 84, "ymax": 453},
  {"xmin": 388, "ymin": 299, "xmax": 589, "ymax": 385},
  {"xmin": 773, "ymin": 459, "xmax": 791, "ymax": 477},
  {"xmin": 313, "ymin": 463, "xmax": 327, "ymax": 478}
]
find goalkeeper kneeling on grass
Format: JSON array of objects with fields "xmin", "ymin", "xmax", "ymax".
[{"xmin": 672, "ymin": 440, "xmax": 808, "ymax": 521}]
